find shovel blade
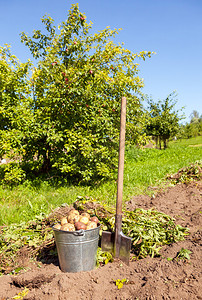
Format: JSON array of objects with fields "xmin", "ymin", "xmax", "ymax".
[{"xmin": 101, "ymin": 231, "xmax": 132, "ymax": 265}]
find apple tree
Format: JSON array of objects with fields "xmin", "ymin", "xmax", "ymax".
[
  {"xmin": 1, "ymin": 4, "xmax": 153, "ymax": 183},
  {"xmin": 145, "ymin": 92, "xmax": 184, "ymax": 149}
]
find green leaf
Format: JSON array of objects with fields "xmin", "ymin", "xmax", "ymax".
[
  {"xmin": 117, "ymin": 282, "xmax": 123, "ymax": 289},
  {"xmin": 167, "ymin": 257, "xmax": 173, "ymax": 261},
  {"xmin": 12, "ymin": 287, "xmax": 29, "ymax": 299},
  {"xmin": 177, "ymin": 248, "xmax": 192, "ymax": 260},
  {"xmin": 114, "ymin": 278, "xmax": 128, "ymax": 289}
]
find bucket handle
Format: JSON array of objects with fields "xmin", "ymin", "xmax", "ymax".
[{"xmin": 73, "ymin": 229, "xmax": 85, "ymax": 236}]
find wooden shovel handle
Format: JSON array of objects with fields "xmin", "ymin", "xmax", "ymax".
[{"xmin": 116, "ymin": 96, "xmax": 127, "ymax": 216}]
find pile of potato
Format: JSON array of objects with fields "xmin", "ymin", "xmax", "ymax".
[{"xmin": 53, "ymin": 209, "xmax": 99, "ymax": 231}]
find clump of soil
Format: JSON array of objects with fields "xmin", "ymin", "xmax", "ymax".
[{"xmin": 0, "ymin": 181, "xmax": 201, "ymax": 300}]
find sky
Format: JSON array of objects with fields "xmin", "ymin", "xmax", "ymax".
[{"xmin": 0, "ymin": 0, "xmax": 201, "ymax": 123}]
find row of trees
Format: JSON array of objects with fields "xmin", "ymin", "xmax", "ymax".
[{"xmin": 0, "ymin": 4, "xmax": 185, "ymax": 185}]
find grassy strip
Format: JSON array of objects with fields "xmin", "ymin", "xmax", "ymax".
[
  {"xmin": 0, "ymin": 136, "xmax": 201, "ymax": 226},
  {"xmin": 124, "ymin": 137, "xmax": 202, "ymax": 196}
]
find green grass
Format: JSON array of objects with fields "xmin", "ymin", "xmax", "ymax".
[
  {"xmin": 124, "ymin": 136, "xmax": 202, "ymax": 195},
  {"xmin": 0, "ymin": 180, "xmax": 117, "ymax": 226},
  {"xmin": 170, "ymin": 135, "xmax": 202, "ymax": 147},
  {"xmin": 0, "ymin": 136, "xmax": 201, "ymax": 226}
]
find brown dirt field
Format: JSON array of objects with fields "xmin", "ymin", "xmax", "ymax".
[{"xmin": 0, "ymin": 181, "xmax": 201, "ymax": 300}]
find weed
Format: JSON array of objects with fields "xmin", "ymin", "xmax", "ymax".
[
  {"xmin": 12, "ymin": 287, "xmax": 29, "ymax": 299},
  {"xmin": 176, "ymin": 248, "xmax": 192, "ymax": 260},
  {"xmin": 96, "ymin": 247, "xmax": 113, "ymax": 267},
  {"xmin": 113, "ymin": 278, "xmax": 129, "ymax": 289}
]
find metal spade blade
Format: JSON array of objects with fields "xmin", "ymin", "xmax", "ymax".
[{"xmin": 101, "ymin": 97, "xmax": 132, "ymax": 265}]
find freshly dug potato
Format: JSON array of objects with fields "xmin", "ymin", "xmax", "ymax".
[
  {"xmin": 79, "ymin": 215, "xmax": 89, "ymax": 225},
  {"xmin": 68, "ymin": 209, "xmax": 79, "ymax": 217},
  {"xmin": 54, "ymin": 223, "xmax": 61, "ymax": 230},
  {"xmin": 90, "ymin": 216, "xmax": 99, "ymax": 224},
  {"xmin": 74, "ymin": 221, "xmax": 87, "ymax": 230},
  {"xmin": 61, "ymin": 217, "xmax": 68, "ymax": 226},
  {"xmin": 68, "ymin": 213, "xmax": 80, "ymax": 224},
  {"xmin": 61, "ymin": 223, "xmax": 75, "ymax": 231},
  {"xmin": 80, "ymin": 212, "xmax": 90, "ymax": 220},
  {"xmin": 74, "ymin": 214, "xmax": 80, "ymax": 222},
  {"xmin": 86, "ymin": 221, "xmax": 97, "ymax": 230}
]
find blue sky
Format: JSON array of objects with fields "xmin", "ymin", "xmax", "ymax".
[{"xmin": 0, "ymin": 0, "xmax": 201, "ymax": 123}]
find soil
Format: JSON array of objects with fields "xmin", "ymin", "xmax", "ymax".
[{"xmin": 0, "ymin": 181, "xmax": 201, "ymax": 300}]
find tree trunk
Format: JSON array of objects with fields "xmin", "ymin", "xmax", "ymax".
[
  {"xmin": 38, "ymin": 137, "xmax": 51, "ymax": 173},
  {"xmin": 154, "ymin": 136, "xmax": 158, "ymax": 149},
  {"xmin": 41, "ymin": 152, "xmax": 51, "ymax": 173},
  {"xmin": 163, "ymin": 135, "xmax": 169, "ymax": 149},
  {"xmin": 159, "ymin": 137, "xmax": 162, "ymax": 150}
]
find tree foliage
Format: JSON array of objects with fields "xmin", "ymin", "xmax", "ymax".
[
  {"xmin": 0, "ymin": 4, "xmax": 153, "ymax": 184},
  {"xmin": 145, "ymin": 92, "xmax": 184, "ymax": 149},
  {"xmin": 179, "ymin": 110, "xmax": 202, "ymax": 139},
  {"xmin": 0, "ymin": 46, "xmax": 33, "ymax": 184},
  {"xmin": 0, "ymin": 46, "xmax": 32, "ymax": 158}
]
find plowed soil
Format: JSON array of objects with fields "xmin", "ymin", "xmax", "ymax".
[{"xmin": 0, "ymin": 181, "xmax": 201, "ymax": 300}]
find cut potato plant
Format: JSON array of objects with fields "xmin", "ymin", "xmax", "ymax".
[{"xmin": 53, "ymin": 209, "xmax": 99, "ymax": 232}]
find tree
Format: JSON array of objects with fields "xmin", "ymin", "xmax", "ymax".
[
  {"xmin": 0, "ymin": 4, "xmax": 153, "ymax": 184},
  {"xmin": 145, "ymin": 92, "xmax": 184, "ymax": 149},
  {"xmin": 181, "ymin": 110, "xmax": 202, "ymax": 139},
  {"xmin": 190, "ymin": 110, "xmax": 200, "ymax": 123}
]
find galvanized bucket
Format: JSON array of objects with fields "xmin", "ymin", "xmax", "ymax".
[{"xmin": 53, "ymin": 224, "xmax": 100, "ymax": 273}]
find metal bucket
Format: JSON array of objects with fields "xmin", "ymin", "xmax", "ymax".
[{"xmin": 53, "ymin": 224, "xmax": 100, "ymax": 273}]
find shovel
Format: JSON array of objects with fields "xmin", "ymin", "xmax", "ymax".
[{"xmin": 101, "ymin": 96, "xmax": 132, "ymax": 265}]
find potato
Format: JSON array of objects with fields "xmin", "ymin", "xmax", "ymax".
[
  {"xmin": 74, "ymin": 221, "xmax": 87, "ymax": 230},
  {"xmin": 61, "ymin": 223, "xmax": 75, "ymax": 231},
  {"xmin": 80, "ymin": 212, "xmax": 90, "ymax": 220},
  {"xmin": 86, "ymin": 221, "xmax": 97, "ymax": 230},
  {"xmin": 73, "ymin": 214, "xmax": 80, "ymax": 223},
  {"xmin": 68, "ymin": 213, "xmax": 80, "ymax": 224},
  {"xmin": 79, "ymin": 215, "xmax": 89, "ymax": 225},
  {"xmin": 90, "ymin": 216, "xmax": 99, "ymax": 224},
  {"xmin": 54, "ymin": 223, "xmax": 61, "ymax": 230},
  {"xmin": 68, "ymin": 209, "xmax": 79, "ymax": 217},
  {"xmin": 61, "ymin": 217, "xmax": 68, "ymax": 226}
]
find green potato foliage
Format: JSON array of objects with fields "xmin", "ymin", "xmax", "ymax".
[{"xmin": 1, "ymin": 4, "xmax": 153, "ymax": 184}]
